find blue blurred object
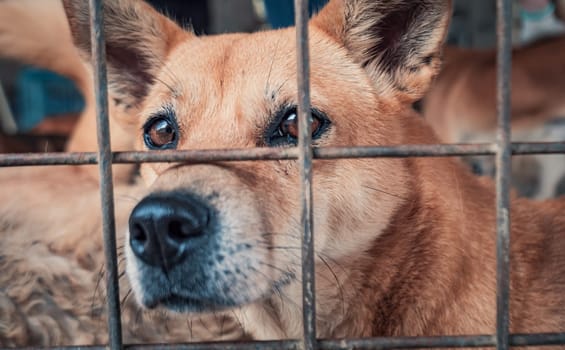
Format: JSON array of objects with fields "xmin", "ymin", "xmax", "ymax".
[
  {"xmin": 263, "ymin": 0, "xmax": 329, "ymax": 29},
  {"xmin": 14, "ymin": 68, "xmax": 85, "ymax": 132}
]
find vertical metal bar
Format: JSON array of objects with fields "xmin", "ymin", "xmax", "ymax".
[
  {"xmin": 89, "ymin": 0, "xmax": 123, "ymax": 349},
  {"xmin": 294, "ymin": 0, "xmax": 317, "ymax": 349},
  {"xmin": 495, "ymin": 0, "xmax": 512, "ymax": 350}
]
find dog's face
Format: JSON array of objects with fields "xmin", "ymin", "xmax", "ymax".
[{"xmin": 63, "ymin": 0, "xmax": 451, "ymax": 327}]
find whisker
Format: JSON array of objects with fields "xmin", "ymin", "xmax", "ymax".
[
  {"xmin": 154, "ymin": 76, "xmax": 177, "ymax": 97},
  {"xmin": 115, "ymin": 194, "xmax": 140, "ymax": 203},
  {"xmin": 120, "ymin": 288, "xmax": 132, "ymax": 308},
  {"xmin": 318, "ymin": 254, "xmax": 346, "ymax": 317},
  {"xmin": 220, "ymin": 313, "xmax": 229, "ymax": 337},
  {"xmin": 230, "ymin": 311, "xmax": 245, "ymax": 335},
  {"xmin": 135, "ymin": 308, "xmax": 143, "ymax": 326},
  {"xmin": 91, "ymin": 264, "xmax": 105, "ymax": 317},
  {"xmin": 198, "ymin": 316, "xmax": 212, "ymax": 335},
  {"xmin": 258, "ymin": 261, "xmax": 294, "ymax": 276},
  {"xmin": 151, "ymin": 55, "xmax": 185, "ymax": 95},
  {"xmin": 362, "ymin": 185, "xmax": 408, "ymax": 201},
  {"xmin": 265, "ymin": 37, "xmax": 282, "ymax": 96},
  {"xmin": 186, "ymin": 318, "xmax": 194, "ymax": 339}
]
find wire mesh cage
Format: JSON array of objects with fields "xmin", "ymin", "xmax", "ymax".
[{"xmin": 0, "ymin": 0, "xmax": 564, "ymax": 349}]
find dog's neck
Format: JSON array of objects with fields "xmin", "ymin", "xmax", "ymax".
[
  {"xmin": 329, "ymin": 158, "xmax": 497, "ymax": 338},
  {"xmin": 237, "ymin": 115, "xmax": 499, "ymax": 340}
]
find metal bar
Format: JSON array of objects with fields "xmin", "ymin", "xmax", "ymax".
[
  {"xmin": 510, "ymin": 142, "xmax": 565, "ymax": 154},
  {"xmin": 294, "ymin": 0, "xmax": 316, "ymax": 349},
  {"xmin": 495, "ymin": 0, "xmax": 512, "ymax": 349},
  {"xmin": 89, "ymin": 0, "xmax": 123, "ymax": 349},
  {"xmin": 315, "ymin": 144, "xmax": 497, "ymax": 159},
  {"xmin": 1, "ymin": 142, "xmax": 565, "ymax": 167},
  {"xmin": 4, "ymin": 333, "xmax": 565, "ymax": 350}
]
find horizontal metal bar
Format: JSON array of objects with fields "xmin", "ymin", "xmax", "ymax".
[
  {"xmin": 319, "ymin": 332, "xmax": 565, "ymax": 349},
  {"xmin": 4, "ymin": 333, "xmax": 565, "ymax": 350},
  {"xmin": 0, "ymin": 142, "xmax": 564, "ymax": 167},
  {"xmin": 0, "ymin": 148, "xmax": 298, "ymax": 167},
  {"xmin": 315, "ymin": 144, "xmax": 497, "ymax": 158},
  {"xmin": 510, "ymin": 142, "xmax": 565, "ymax": 154}
]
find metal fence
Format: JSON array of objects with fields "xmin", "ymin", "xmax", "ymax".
[{"xmin": 1, "ymin": 0, "xmax": 565, "ymax": 349}]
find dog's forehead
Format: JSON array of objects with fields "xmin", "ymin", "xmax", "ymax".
[
  {"xmin": 153, "ymin": 28, "xmax": 372, "ymax": 105},
  {"xmin": 139, "ymin": 26, "xmax": 380, "ymax": 151},
  {"xmin": 165, "ymin": 31, "xmax": 296, "ymax": 92}
]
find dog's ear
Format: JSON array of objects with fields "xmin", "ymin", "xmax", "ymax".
[
  {"xmin": 62, "ymin": 0, "xmax": 188, "ymax": 108},
  {"xmin": 311, "ymin": 0, "xmax": 452, "ymax": 103}
]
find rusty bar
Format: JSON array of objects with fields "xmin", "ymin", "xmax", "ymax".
[
  {"xmin": 318, "ymin": 332, "xmax": 565, "ymax": 349},
  {"xmin": 510, "ymin": 142, "xmax": 565, "ymax": 154},
  {"xmin": 314, "ymin": 144, "xmax": 497, "ymax": 159},
  {"xmin": 294, "ymin": 0, "xmax": 317, "ymax": 349},
  {"xmin": 0, "ymin": 152, "xmax": 99, "ymax": 166},
  {"xmin": 89, "ymin": 0, "xmax": 123, "ymax": 348},
  {"xmin": 3, "ymin": 332, "xmax": 565, "ymax": 350},
  {"xmin": 2, "ymin": 142, "xmax": 565, "ymax": 167},
  {"xmin": 495, "ymin": 0, "xmax": 512, "ymax": 350},
  {"xmin": 129, "ymin": 341, "xmax": 301, "ymax": 350}
]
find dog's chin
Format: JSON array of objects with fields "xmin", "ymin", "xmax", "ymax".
[
  {"xmin": 141, "ymin": 293, "xmax": 238, "ymax": 313},
  {"xmin": 137, "ymin": 272, "xmax": 296, "ymax": 315}
]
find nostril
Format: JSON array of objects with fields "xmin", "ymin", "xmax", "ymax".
[
  {"xmin": 131, "ymin": 223, "xmax": 147, "ymax": 244},
  {"xmin": 169, "ymin": 220, "xmax": 187, "ymax": 241},
  {"xmin": 168, "ymin": 216, "xmax": 206, "ymax": 242}
]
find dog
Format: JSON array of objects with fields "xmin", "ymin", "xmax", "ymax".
[
  {"xmin": 0, "ymin": 1, "xmax": 245, "ymax": 345},
  {"xmin": 0, "ymin": 0, "xmax": 138, "ymax": 184},
  {"xmin": 60, "ymin": 0, "xmax": 565, "ymax": 343},
  {"xmin": 420, "ymin": 37, "xmax": 565, "ymax": 199}
]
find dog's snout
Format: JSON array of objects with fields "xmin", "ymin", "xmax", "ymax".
[{"xmin": 128, "ymin": 193, "xmax": 211, "ymax": 268}]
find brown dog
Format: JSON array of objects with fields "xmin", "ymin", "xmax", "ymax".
[
  {"xmin": 0, "ymin": 0, "xmax": 138, "ymax": 184},
  {"xmin": 0, "ymin": 1, "xmax": 247, "ymax": 346},
  {"xmin": 423, "ymin": 38, "xmax": 565, "ymax": 143},
  {"xmin": 61, "ymin": 0, "xmax": 565, "ymax": 343},
  {"xmin": 421, "ymin": 37, "xmax": 565, "ymax": 199}
]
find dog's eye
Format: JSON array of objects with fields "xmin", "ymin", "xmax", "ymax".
[
  {"xmin": 144, "ymin": 116, "xmax": 178, "ymax": 149},
  {"xmin": 278, "ymin": 110, "xmax": 321, "ymax": 139},
  {"xmin": 268, "ymin": 107, "xmax": 328, "ymax": 146}
]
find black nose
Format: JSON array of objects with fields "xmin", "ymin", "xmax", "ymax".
[{"xmin": 128, "ymin": 193, "xmax": 211, "ymax": 269}]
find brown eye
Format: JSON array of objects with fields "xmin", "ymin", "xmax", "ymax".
[
  {"xmin": 144, "ymin": 117, "xmax": 178, "ymax": 149},
  {"xmin": 277, "ymin": 110, "xmax": 322, "ymax": 139},
  {"xmin": 266, "ymin": 106, "xmax": 330, "ymax": 146}
]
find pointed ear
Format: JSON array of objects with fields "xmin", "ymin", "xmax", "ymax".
[
  {"xmin": 62, "ymin": 0, "xmax": 188, "ymax": 108},
  {"xmin": 311, "ymin": 0, "xmax": 452, "ymax": 103}
]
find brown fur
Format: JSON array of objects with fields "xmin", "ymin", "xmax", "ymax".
[
  {"xmin": 422, "ymin": 37, "xmax": 565, "ymax": 143},
  {"xmin": 21, "ymin": 0, "xmax": 563, "ymax": 345},
  {"xmin": 420, "ymin": 37, "xmax": 565, "ymax": 199},
  {"xmin": 0, "ymin": 166, "xmax": 245, "ymax": 346},
  {"xmin": 0, "ymin": 0, "xmax": 137, "ymax": 183},
  {"xmin": 0, "ymin": 2, "xmax": 247, "ymax": 345}
]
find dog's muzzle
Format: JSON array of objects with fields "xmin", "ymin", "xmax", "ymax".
[
  {"xmin": 125, "ymin": 168, "xmax": 275, "ymax": 313},
  {"xmin": 129, "ymin": 192, "xmax": 212, "ymax": 270}
]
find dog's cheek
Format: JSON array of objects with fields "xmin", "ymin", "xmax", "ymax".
[
  {"xmin": 180, "ymin": 186, "xmax": 280, "ymax": 303},
  {"xmin": 139, "ymin": 165, "xmax": 159, "ymax": 187},
  {"xmin": 316, "ymin": 159, "xmax": 408, "ymax": 259}
]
